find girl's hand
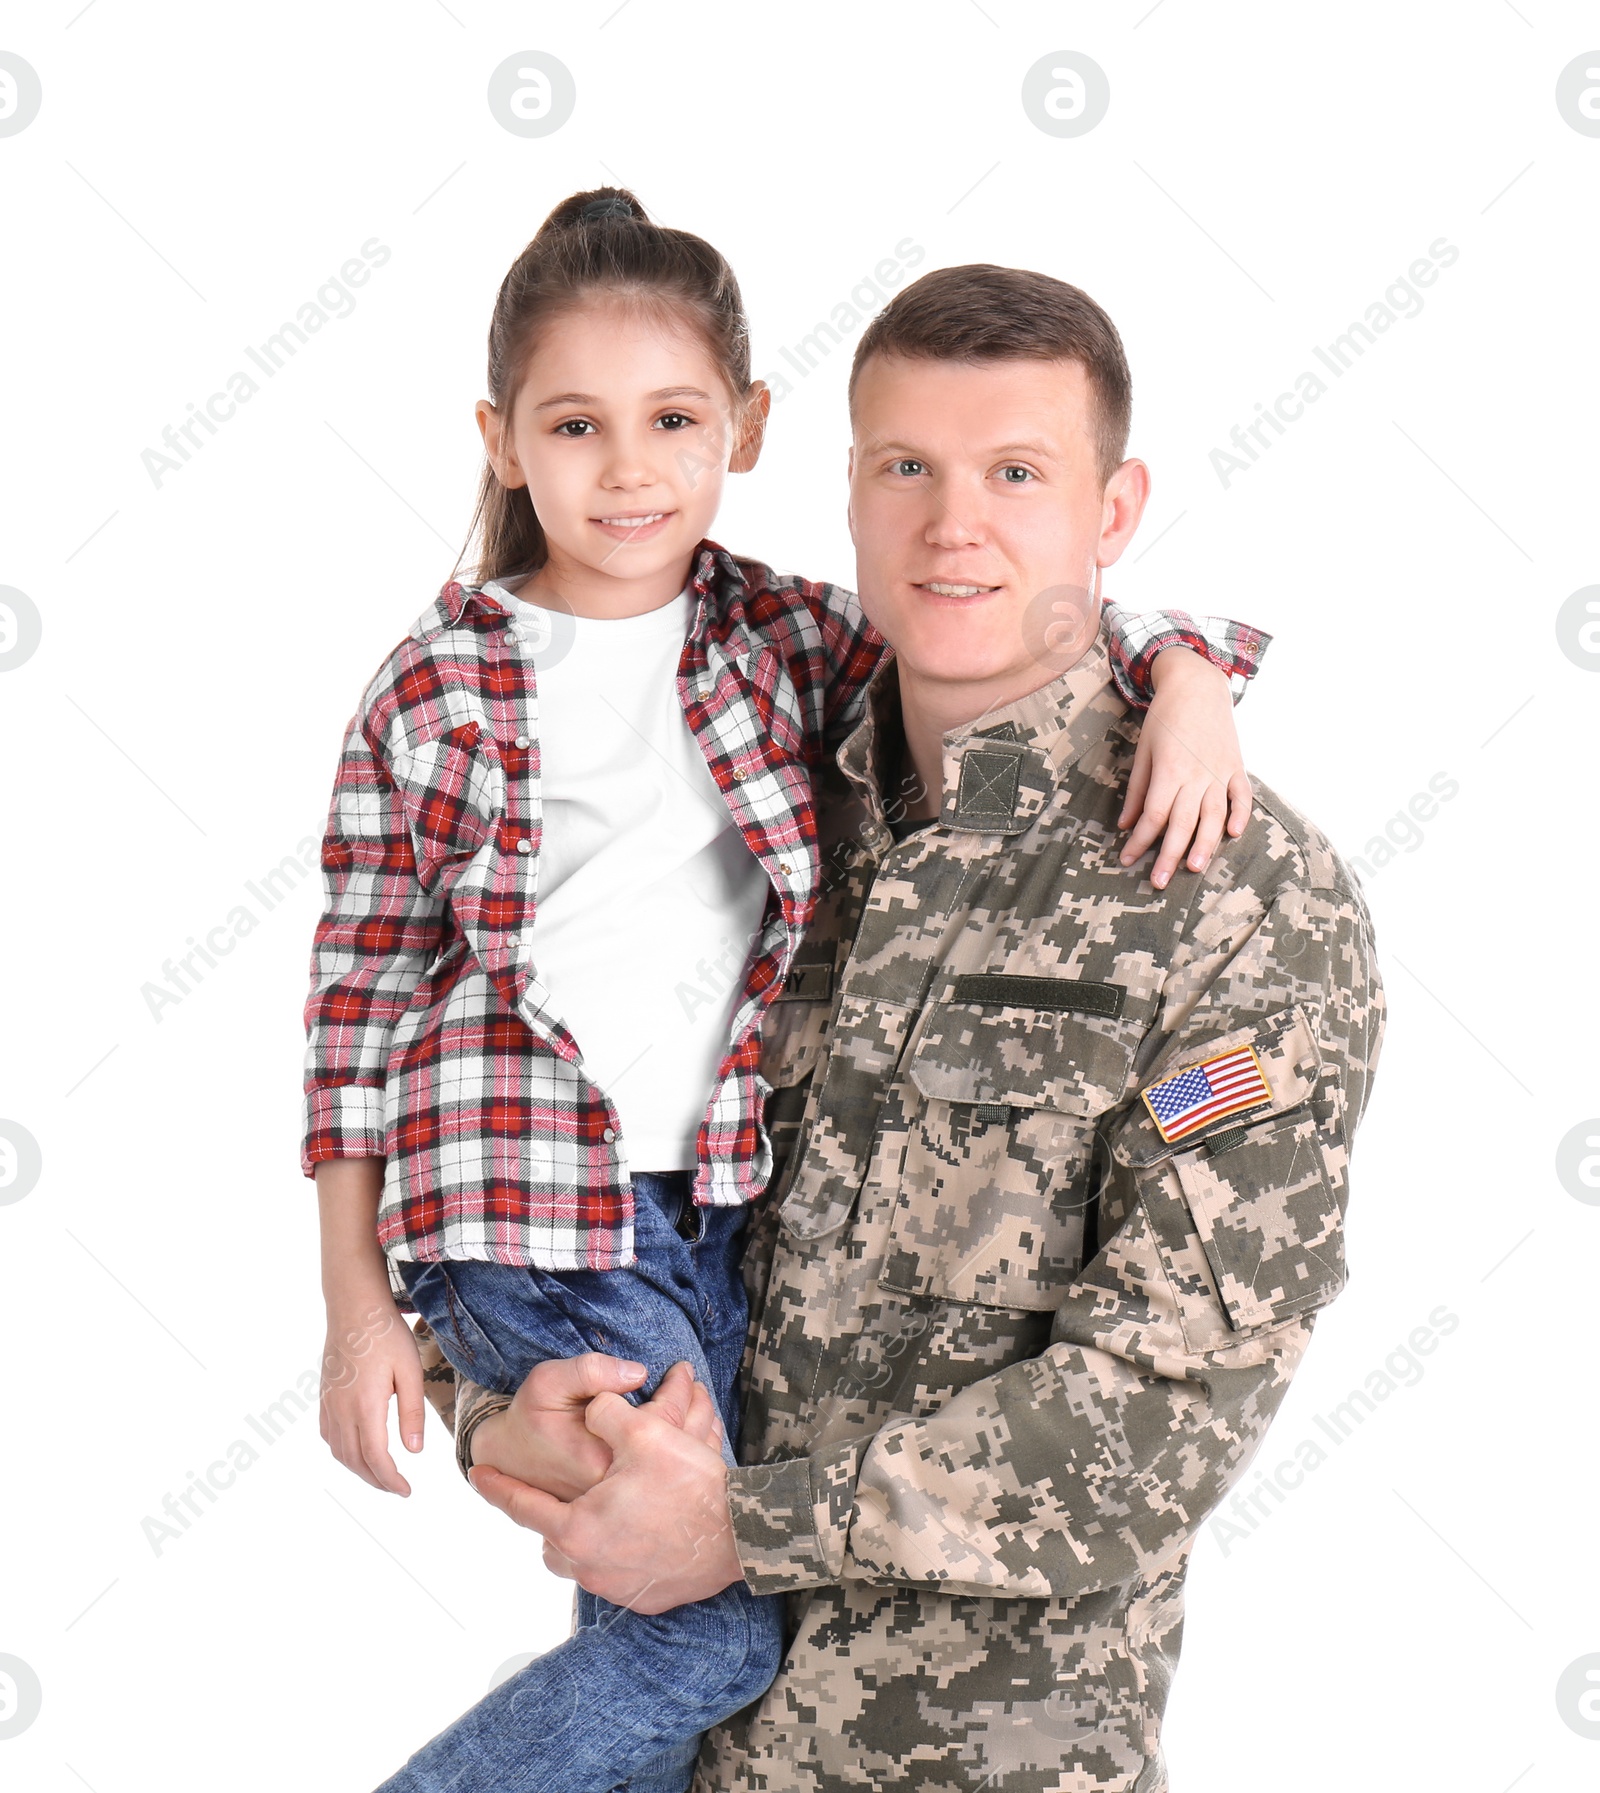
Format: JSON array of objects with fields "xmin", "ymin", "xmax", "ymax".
[
  {"xmin": 1118, "ymin": 649, "xmax": 1254, "ymax": 889},
  {"xmin": 319, "ymin": 1295, "xmax": 427, "ymax": 1496}
]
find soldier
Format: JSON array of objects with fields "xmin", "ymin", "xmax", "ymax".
[{"xmin": 435, "ymin": 264, "xmax": 1385, "ymax": 1792}]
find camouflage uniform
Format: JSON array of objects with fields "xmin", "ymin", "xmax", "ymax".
[{"xmin": 429, "ymin": 619, "xmax": 1384, "ymax": 1792}]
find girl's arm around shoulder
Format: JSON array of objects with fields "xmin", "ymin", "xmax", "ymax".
[
  {"xmin": 1101, "ymin": 603, "xmax": 1274, "ymax": 892},
  {"xmin": 735, "ymin": 557, "xmax": 886, "ymax": 756},
  {"xmin": 1102, "ymin": 603, "xmax": 1271, "ymax": 709}
]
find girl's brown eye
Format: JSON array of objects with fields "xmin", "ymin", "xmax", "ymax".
[{"xmin": 556, "ymin": 419, "xmax": 595, "ymax": 436}]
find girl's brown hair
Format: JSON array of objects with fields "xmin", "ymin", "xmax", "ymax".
[{"xmin": 453, "ymin": 187, "xmax": 752, "ymax": 588}]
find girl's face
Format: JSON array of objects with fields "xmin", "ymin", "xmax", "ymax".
[{"xmin": 477, "ymin": 299, "xmax": 767, "ymax": 609}]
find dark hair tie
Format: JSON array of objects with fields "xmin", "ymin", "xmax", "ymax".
[{"xmin": 581, "ymin": 195, "xmax": 637, "ymax": 223}]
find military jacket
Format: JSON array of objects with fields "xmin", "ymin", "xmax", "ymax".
[{"xmin": 693, "ymin": 627, "xmax": 1384, "ymax": 1791}]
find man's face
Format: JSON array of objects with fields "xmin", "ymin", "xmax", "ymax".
[{"xmin": 847, "ymin": 353, "xmax": 1148, "ymax": 705}]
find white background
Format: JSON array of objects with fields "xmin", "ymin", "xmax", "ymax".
[{"xmin": 2, "ymin": 3, "xmax": 1597, "ymax": 1789}]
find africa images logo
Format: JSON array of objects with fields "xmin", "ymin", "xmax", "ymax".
[{"xmin": 1209, "ymin": 238, "xmax": 1460, "ymax": 489}]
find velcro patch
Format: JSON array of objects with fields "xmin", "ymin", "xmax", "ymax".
[
  {"xmin": 950, "ymin": 973, "xmax": 1125, "ymax": 1018},
  {"xmin": 777, "ymin": 962, "xmax": 832, "ymax": 1003},
  {"xmin": 955, "ymin": 749, "xmax": 1021, "ymax": 824},
  {"xmin": 1142, "ymin": 1045, "xmax": 1273, "ymax": 1145}
]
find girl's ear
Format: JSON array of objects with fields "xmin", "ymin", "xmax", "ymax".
[
  {"xmin": 476, "ymin": 397, "xmax": 526, "ymax": 489},
  {"xmin": 729, "ymin": 381, "xmax": 772, "ymax": 474}
]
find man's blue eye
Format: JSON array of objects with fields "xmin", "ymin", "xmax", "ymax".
[
  {"xmin": 1001, "ymin": 466, "xmax": 1032, "ymax": 482},
  {"xmin": 894, "ymin": 459, "xmax": 925, "ymax": 477}
]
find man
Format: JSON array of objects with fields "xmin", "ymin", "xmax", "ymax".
[{"xmin": 426, "ymin": 264, "xmax": 1385, "ymax": 1791}]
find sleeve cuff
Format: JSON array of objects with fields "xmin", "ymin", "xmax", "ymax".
[
  {"xmin": 453, "ymin": 1379, "xmax": 513, "ymax": 1483},
  {"xmin": 1103, "ymin": 604, "xmax": 1273, "ymax": 708},
  {"xmin": 300, "ymin": 1084, "xmax": 387, "ymax": 1176},
  {"xmin": 412, "ymin": 1318, "xmax": 459, "ymax": 1433},
  {"xmin": 726, "ymin": 1438, "xmax": 866, "ymax": 1594}
]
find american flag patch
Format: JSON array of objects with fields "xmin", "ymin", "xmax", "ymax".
[{"xmin": 1141, "ymin": 1045, "xmax": 1273, "ymax": 1144}]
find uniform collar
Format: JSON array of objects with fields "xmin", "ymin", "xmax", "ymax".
[
  {"xmin": 838, "ymin": 615, "xmax": 1128, "ymax": 836},
  {"xmin": 408, "ymin": 539, "xmax": 746, "ymax": 642}
]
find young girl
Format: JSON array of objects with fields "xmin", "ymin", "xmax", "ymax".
[{"xmin": 307, "ymin": 188, "xmax": 1267, "ymax": 1793}]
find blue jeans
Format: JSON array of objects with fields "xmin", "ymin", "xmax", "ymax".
[{"xmin": 374, "ymin": 1173, "xmax": 785, "ymax": 1793}]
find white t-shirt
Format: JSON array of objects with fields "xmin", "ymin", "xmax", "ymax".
[{"xmin": 490, "ymin": 583, "xmax": 772, "ymax": 1169}]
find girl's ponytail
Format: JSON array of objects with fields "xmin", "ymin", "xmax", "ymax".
[{"xmin": 452, "ymin": 186, "xmax": 751, "ymax": 589}]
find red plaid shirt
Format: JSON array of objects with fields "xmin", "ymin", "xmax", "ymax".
[{"xmin": 301, "ymin": 540, "xmax": 1267, "ymax": 1280}]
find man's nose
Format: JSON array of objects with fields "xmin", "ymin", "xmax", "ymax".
[{"xmin": 923, "ymin": 490, "xmax": 985, "ymax": 550}]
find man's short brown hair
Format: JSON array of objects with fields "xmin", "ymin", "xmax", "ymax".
[{"xmin": 847, "ymin": 264, "xmax": 1132, "ymax": 485}]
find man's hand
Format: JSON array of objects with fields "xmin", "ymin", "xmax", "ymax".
[
  {"xmin": 469, "ymin": 1366, "xmax": 742, "ymax": 1614},
  {"xmin": 320, "ymin": 1295, "xmax": 427, "ymax": 1496},
  {"xmin": 1119, "ymin": 648, "xmax": 1253, "ymax": 888},
  {"xmin": 470, "ymin": 1352, "xmax": 648, "ymax": 1502}
]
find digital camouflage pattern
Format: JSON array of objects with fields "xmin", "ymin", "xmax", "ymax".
[
  {"xmin": 431, "ymin": 621, "xmax": 1383, "ymax": 1792},
  {"xmin": 701, "ymin": 625, "xmax": 1382, "ymax": 1791}
]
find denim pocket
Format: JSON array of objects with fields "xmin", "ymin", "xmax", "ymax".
[{"xmin": 415, "ymin": 1262, "xmax": 516, "ymax": 1392}]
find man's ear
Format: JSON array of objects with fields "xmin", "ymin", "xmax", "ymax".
[
  {"xmin": 1096, "ymin": 456, "xmax": 1151, "ymax": 570},
  {"xmin": 729, "ymin": 381, "xmax": 772, "ymax": 474},
  {"xmin": 476, "ymin": 398, "xmax": 526, "ymax": 490}
]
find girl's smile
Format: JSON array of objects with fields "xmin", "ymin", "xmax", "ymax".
[{"xmin": 589, "ymin": 508, "xmax": 678, "ymax": 542}]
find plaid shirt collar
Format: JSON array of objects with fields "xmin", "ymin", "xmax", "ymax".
[{"xmin": 411, "ymin": 539, "xmax": 747, "ymax": 642}]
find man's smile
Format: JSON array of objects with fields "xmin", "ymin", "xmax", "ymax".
[{"xmin": 914, "ymin": 580, "xmax": 1002, "ymax": 599}]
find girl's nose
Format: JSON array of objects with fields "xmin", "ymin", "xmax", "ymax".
[{"xmin": 600, "ymin": 439, "xmax": 657, "ymax": 490}]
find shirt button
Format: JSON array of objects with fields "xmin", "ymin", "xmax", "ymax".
[
  {"xmin": 515, "ymin": 838, "xmax": 532, "ymax": 854},
  {"xmin": 779, "ymin": 862, "xmax": 793, "ymax": 875},
  {"xmin": 502, "ymin": 629, "xmax": 518, "ymax": 645},
  {"xmin": 602, "ymin": 1127, "xmax": 616, "ymax": 1143},
  {"xmin": 732, "ymin": 767, "xmax": 748, "ymax": 782},
  {"xmin": 515, "ymin": 735, "xmax": 530, "ymax": 749}
]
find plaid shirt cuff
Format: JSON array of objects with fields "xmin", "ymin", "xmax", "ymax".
[
  {"xmin": 300, "ymin": 1084, "xmax": 387, "ymax": 1176},
  {"xmin": 727, "ymin": 1439, "xmax": 866, "ymax": 1594},
  {"xmin": 1104, "ymin": 604, "xmax": 1272, "ymax": 707}
]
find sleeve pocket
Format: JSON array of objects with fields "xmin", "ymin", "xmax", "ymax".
[{"xmin": 1171, "ymin": 1116, "xmax": 1345, "ymax": 1332}]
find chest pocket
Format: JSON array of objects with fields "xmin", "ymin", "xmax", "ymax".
[
  {"xmin": 778, "ymin": 995, "xmax": 917, "ymax": 1239},
  {"xmin": 880, "ymin": 992, "xmax": 1136, "ymax": 1310},
  {"xmin": 391, "ymin": 721, "xmax": 504, "ymax": 891},
  {"xmin": 759, "ymin": 976, "xmax": 833, "ymax": 1180}
]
